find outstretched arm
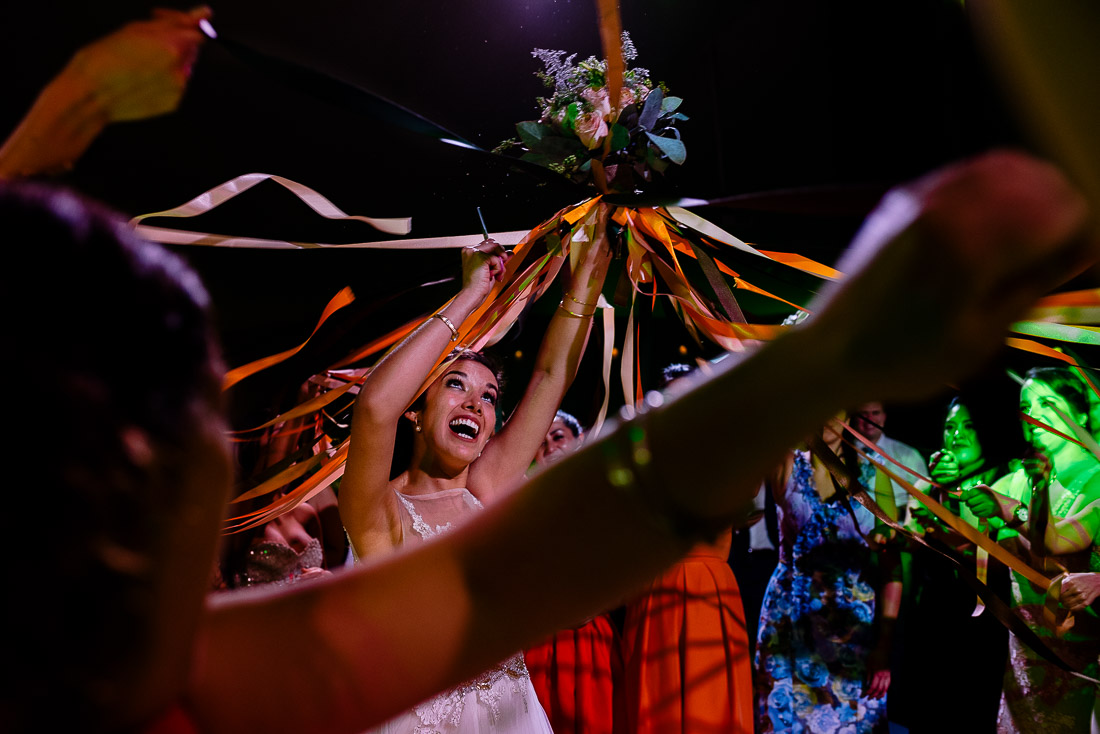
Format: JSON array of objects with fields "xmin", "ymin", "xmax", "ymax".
[
  {"xmin": 968, "ymin": 467, "xmax": 1100, "ymax": 555},
  {"xmin": 340, "ymin": 241, "xmax": 509, "ymax": 559},
  {"xmin": 0, "ymin": 7, "xmax": 208, "ymax": 179},
  {"xmin": 190, "ymin": 151, "xmax": 1094, "ymax": 734},
  {"xmin": 472, "ymin": 204, "xmax": 612, "ymax": 501}
]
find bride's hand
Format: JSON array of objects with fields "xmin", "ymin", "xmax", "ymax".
[
  {"xmin": 461, "ymin": 238, "xmax": 511, "ymax": 301},
  {"xmin": 570, "ymin": 204, "xmax": 613, "ymax": 293}
]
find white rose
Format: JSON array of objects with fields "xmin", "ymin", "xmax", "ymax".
[{"xmin": 575, "ymin": 110, "xmax": 608, "ymax": 149}]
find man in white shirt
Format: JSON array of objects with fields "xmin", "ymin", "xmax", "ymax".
[{"xmin": 851, "ymin": 401, "xmax": 929, "ymax": 523}]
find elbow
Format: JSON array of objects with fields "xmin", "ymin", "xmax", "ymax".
[{"xmin": 355, "ymin": 381, "xmax": 401, "ymax": 425}]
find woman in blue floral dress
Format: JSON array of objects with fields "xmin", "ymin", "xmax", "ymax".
[{"xmin": 755, "ymin": 416, "xmax": 901, "ymax": 733}]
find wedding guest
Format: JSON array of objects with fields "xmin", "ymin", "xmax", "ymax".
[
  {"xmin": 851, "ymin": 401, "xmax": 929, "ymax": 523},
  {"xmin": 965, "ymin": 367, "xmax": 1100, "ymax": 733},
  {"xmin": 900, "ymin": 381, "xmax": 1022, "ymax": 733},
  {"xmin": 526, "ymin": 411, "xmax": 623, "ymax": 734},
  {"xmin": 621, "ymin": 362, "xmax": 755, "ymax": 734},
  {"xmin": 755, "ymin": 412, "xmax": 901, "ymax": 733}
]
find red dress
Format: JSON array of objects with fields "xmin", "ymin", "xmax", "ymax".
[
  {"xmin": 622, "ymin": 531, "xmax": 754, "ymax": 734},
  {"xmin": 524, "ymin": 612, "xmax": 622, "ymax": 734}
]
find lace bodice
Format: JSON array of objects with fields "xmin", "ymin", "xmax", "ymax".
[
  {"xmin": 363, "ymin": 487, "xmax": 549, "ymax": 734},
  {"xmin": 394, "ymin": 487, "xmax": 484, "ymax": 544}
]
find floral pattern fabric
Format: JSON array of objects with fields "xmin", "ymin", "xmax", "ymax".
[{"xmin": 755, "ymin": 451, "xmax": 886, "ymax": 733}]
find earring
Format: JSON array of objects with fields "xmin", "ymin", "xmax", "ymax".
[{"xmin": 415, "ymin": 421, "xmax": 422, "ymax": 433}]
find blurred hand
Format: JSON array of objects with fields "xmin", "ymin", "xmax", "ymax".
[
  {"xmin": 806, "ymin": 151, "xmax": 1093, "ymax": 403},
  {"xmin": 63, "ymin": 7, "xmax": 211, "ymax": 122},
  {"xmin": 865, "ymin": 644, "xmax": 891, "ymax": 698},
  {"xmin": 1060, "ymin": 573, "xmax": 1100, "ymax": 612},
  {"xmin": 297, "ymin": 567, "xmax": 333, "ymax": 583},
  {"xmin": 929, "ymin": 450, "xmax": 960, "ymax": 485},
  {"xmin": 964, "ymin": 485, "xmax": 1007, "ymax": 520}
]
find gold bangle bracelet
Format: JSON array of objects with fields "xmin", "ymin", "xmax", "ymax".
[
  {"xmin": 432, "ymin": 312, "xmax": 459, "ymax": 341},
  {"xmin": 558, "ymin": 301, "xmax": 595, "ymax": 318},
  {"xmin": 565, "ymin": 292, "xmax": 598, "ymax": 309}
]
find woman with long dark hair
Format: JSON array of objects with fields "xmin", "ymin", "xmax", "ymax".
[
  {"xmin": 901, "ymin": 378, "xmax": 1023, "ymax": 733},
  {"xmin": 966, "ymin": 366, "xmax": 1100, "ymax": 733}
]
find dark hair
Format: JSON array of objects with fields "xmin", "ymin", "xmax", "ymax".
[
  {"xmin": 660, "ymin": 362, "xmax": 694, "ymax": 389},
  {"xmin": 2, "ymin": 182, "xmax": 220, "ymax": 728},
  {"xmin": 940, "ymin": 367, "xmax": 1031, "ymax": 474},
  {"xmin": 554, "ymin": 410, "xmax": 583, "ymax": 438},
  {"xmin": 1025, "ymin": 366, "xmax": 1094, "ymax": 431}
]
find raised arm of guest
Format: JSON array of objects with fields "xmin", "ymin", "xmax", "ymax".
[{"xmin": 0, "ymin": 7, "xmax": 208, "ymax": 179}]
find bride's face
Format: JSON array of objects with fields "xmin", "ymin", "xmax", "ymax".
[{"xmin": 417, "ymin": 359, "xmax": 499, "ymax": 467}]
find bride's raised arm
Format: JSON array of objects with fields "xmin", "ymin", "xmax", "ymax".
[
  {"xmin": 470, "ymin": 204, "xmax": 612, "ymax": 502},
  {"xmin": 340, "ymin": 240, "xmax": 510, "ymax": 559}
]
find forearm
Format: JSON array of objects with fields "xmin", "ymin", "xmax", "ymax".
[
  {"xmin": 530, "ymin": 233, "xmax": 607, "ymax": 383},
  {"xmin": 356, "ymin": 286, "xmax": 485, "ymax": 418}
]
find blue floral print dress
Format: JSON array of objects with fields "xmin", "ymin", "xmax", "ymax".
[{"xmin": 754, "ymin": 451, "xmax": 886, "ymax": 733}]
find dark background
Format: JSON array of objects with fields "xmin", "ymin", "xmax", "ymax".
[{"xmin": 4, "ymin": 0, "xmax": 1082, "ymax": 449}]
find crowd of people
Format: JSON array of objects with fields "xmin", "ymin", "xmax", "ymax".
[{"xmin": 2, "ymin": 6, "xmax": 1099, "ymax": 734}]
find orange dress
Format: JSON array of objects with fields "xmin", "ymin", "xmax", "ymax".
[
  {"xmin": 524, "ymin": 612, "xmax": 622, "ymax": 734},
  {"xmin": 621, "ymin": 531, "xmax": 754, "ymax": 734}
]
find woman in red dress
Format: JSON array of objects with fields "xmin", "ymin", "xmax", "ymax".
[
  {"xmin": 621, "ymin": 365, "xmax": 755, "ymax": 734},
  {"xmin": 524, "ymin": 411, "xmax": 623, "ymax": 734}
]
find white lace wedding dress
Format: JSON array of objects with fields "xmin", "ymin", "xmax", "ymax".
[{"xmin": 363, "ymin": 487, "xmax": 553, "ymax": 734}]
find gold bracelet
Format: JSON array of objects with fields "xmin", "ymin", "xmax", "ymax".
[
  {"xmin": 565, "ymin": 292, "xmax": 598, "ymax": 309},
  {"xmin": 432, "ymin": 312, "xmax": 459, "ymax": 341},
  {"xmin": 558, "ymin": 301, "xmax": 595, "ymax": 318}
]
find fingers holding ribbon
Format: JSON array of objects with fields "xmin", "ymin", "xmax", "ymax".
[{"xmin": 461, "ymin": 237, "xmax": 511, "ymax": 297}]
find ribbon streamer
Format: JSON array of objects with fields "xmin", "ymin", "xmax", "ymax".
[{"xmin": 130, "ymin": 172, "xmax": 410, "ymax": 236}]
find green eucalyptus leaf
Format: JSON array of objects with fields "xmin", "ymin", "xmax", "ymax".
[
  {"xmin": 645, "ymin": 132, "xmax": 687, "ymax": 165},
  {"xmin": 666, "ymin": 112, "xmax": 690, "ymax": 122},
  {"xmin": 638, "ymin": 88, "xmax": 664, "ymax": 131},
  {"xmin": 566, "ymin": 102, "xmax": 579, "ymax": 129},
  {"xmin": 516, "ymin": 121, "xmax": 552, "ymax": 150},
  {"xmin": 646, "ymin": 146, "xmax": 670, "ymax": 174},
  {"xmin": 661, "ymin": 96, "xmax": 683, "ymax": 113},
  {"xmin": 609, "ymin": 123, "xmax": 630, "ymax": 152}
]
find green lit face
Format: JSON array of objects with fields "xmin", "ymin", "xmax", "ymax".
[
  {"xmin": 943, "ymin": 403, "xmax": 983, "ymax": 475},
  {"xmin": 1020, "ymin": 378, "xmax": 1083, "ymax": 455}
]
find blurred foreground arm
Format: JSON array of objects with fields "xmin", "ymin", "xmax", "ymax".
[
  {"xmin": 0, "ymin": 7, "xmax": 208, "ymax": 179},
  {"xmin": 190, "ymin": 151, "xmax": 1093, "ymax": 733}
]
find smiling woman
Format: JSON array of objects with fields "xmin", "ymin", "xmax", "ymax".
[{"xmin": 339, "ymin": 206, "xmax": 612, "ymax": 733}]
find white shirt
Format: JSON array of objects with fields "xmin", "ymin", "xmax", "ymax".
[{"xmin": 868, "ymin": 434, "xmax": 929, "ymax": 518}]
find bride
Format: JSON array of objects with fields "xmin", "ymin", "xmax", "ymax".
[{"xmin": 341, "ymin": 206, "xmax": 611, "ymax": 733}]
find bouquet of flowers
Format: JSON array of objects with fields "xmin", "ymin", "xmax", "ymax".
[{"xmin": 496, "ymin": 32, "xmax": 687, "ymax": 194}]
